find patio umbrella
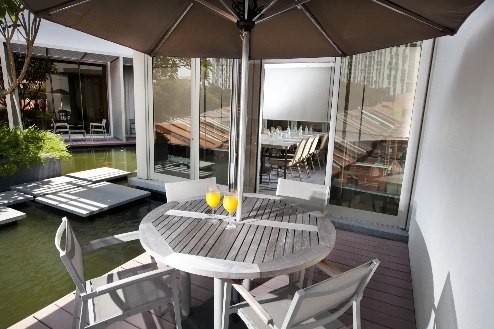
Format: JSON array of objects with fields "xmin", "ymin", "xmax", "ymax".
[{"xmin": 23, "ymin": 0, "xmax": 485, "ymax": 220}]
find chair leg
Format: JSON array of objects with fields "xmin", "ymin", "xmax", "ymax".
[
  {"xmin": 79, "ymin": 300, "xmax": 87, "ymax": 329},
  {"xmin": 268, "ymin": 164, "xmax": 272, "ymax": 184},
  {"xmin": 296, "ymin": 164, "xmax": 303, "ymax": 181},
  {"xmin": 172, "ymin": 270, "xmax": 183, "ymax": 329},
  {"xmin": 72, "ymin": 289, "xmax": 81, "ymax": 329},
  {"xmin": 304, "ymin": 160, "xmax": 311, "ymax": 177},
  {"xmin": 317, "ymin": 155, "xmax": 322, "ymax": 170},
  {"xmin": 353, "ymin": 299, "xmax": 362, "ymax": 329}
]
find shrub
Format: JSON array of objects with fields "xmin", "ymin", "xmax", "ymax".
[{"xmin": 0, "ymin": 123, "xmax": 70, "ymax": 176}]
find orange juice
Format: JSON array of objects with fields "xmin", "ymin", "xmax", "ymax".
[
  {"xmin": 223, "ymin": 195, "xmax": 238, "ymax": 213},
  {"xmin": 206, "ymin": 191, "xmax": 221, "ymax": 208}
]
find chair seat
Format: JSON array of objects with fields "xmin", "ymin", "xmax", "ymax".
[
  {"xmin": 89, "ymin": 263, "xmax": 174, "ymax": 324},
  {"xmin": 235, "ymin": 284, "xmax": 347, "ymax": 329},
  {"xmin": 269, "ymin": 157, "xmax": 296, "ymax": 167}
]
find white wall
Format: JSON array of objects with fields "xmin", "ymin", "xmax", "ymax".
[{"xmin": 409, "ymin": 0, "xmax": 494, "ymax": 328}]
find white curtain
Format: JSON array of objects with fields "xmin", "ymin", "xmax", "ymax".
[{"xmin": 123, "ymin": 65, "xmax": 135, "ymax": 133}]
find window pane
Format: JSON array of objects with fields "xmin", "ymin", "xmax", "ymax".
[
  {"xmin": 199, "ymin": 58, "xmax": 232, "ymax": 185},
  {"xmin": 153, "ymin": 57, "xmax": 192, "ymax": 179},
  {"xmin": 329, "ymin": 43, "xmax": 422, "ymax": 216}
]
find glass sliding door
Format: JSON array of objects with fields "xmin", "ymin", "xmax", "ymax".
[
  {"xmin": 328, "ymin": 42, "xmax": 423, "ymax": 227},
  {"xmin": 152, "ymin": 57, "xmax": 192, "ymax": 180},
  {"xmin": 199, "ymin": 58, "xmax": 232, "ymax": 185},
  {"xmin": 79, "ymin": 64, "xmax": 107, "ymax": 129}
]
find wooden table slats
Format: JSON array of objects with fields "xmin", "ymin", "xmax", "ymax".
[{"xmin": 139, "ymin": 195, "xmax": 336, "ymax": 279}]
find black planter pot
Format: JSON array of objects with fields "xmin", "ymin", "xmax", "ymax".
[
  {"xmin": 0, "ymin": 158, "xmax": 61, "ymax": 192},
  {"xmin": 155, "ymin": 143, "xmax": 169, "ymax": 163}
]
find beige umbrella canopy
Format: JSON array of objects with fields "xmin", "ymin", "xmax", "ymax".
[{"xmin": 22, "ymin": 0, "xmax": 484, "ymax": 219}]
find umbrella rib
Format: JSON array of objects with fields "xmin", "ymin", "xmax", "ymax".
[
  {"xmin": 253, "ymin": 0, "xmax": 279, "ymax": 21},
  {"xmin": 218, "ymin": 0, "xmax": 240, "ymax": 19},
  {"xmin": 372, "ymin": 0, "xmax": 455, "ymax": 35},
  {"xmin": 150, "ymin": 2, "xmax": 194, "ymax": 56},
  {"xmin": 299, "ymin": 4, "xmax": 345, "ymax": 56},
  {"xmin": 255, "ymin": 0, "xmax": 312, "ymax": 24},
  {"xmin": 195, "ymin": 0, "xmax": 238, "ymax": 22},
  {"xmin": 35, "ymin": 0, "xmax": 93, "ymax": 16}
]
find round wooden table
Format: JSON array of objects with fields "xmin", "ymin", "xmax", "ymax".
[{"xmin": 139, "ymin": 193, "xmax": 336, "ymax": 329}]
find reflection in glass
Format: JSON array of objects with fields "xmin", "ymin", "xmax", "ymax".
[
  {"xmin": 329, "ymin": 43, "xmax": 422, "ymax": 216},
  {"xmin": 199, "ymin": 58, "xmax": 232, "ymax": 185},
  {"xmin": 153, "ymin": 57, "xmax": 192, "ymax": 179}
]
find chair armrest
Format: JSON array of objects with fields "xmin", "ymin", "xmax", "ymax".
[
  {"xmin": 83, "ymin": 267, "xmax": 175, "ymax": 299},
  {"xmin": 316, "ymin": 260, "xmax": 343, "ymax": 277},
  {"xmin": 228, "ymin": 279, "xmax": 273, "ymax": 326},
  {"xmin": 83, "ymin": 231, "xmax": 140, "ymax": 252}
]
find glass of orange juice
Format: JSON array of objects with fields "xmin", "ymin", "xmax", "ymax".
[
  {"xmin": 223, "ymin": 189, "xmax": 238, "ymax": 230},
  {"xmin": 205, "ymin": 185, "xmax": 221, "ymax": 224}
]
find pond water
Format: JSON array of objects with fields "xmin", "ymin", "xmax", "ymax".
[{"xmin": 0, "ymin": 147, "xmax": 165, "ymax": 328}]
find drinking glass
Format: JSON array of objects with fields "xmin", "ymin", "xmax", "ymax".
[
  {"xmin": 205, "ymin": 185, "xmax": 221, "ymax": 224},
  {"xmin": 223, "ymin": 189, "xmax": 238, "ymax": 230}
]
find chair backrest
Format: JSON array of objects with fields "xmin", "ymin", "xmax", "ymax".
[
  {"xmin": 102, "ymin": 118, "xmax": 106, "ymax": 126},
  {"xmin": 276, "ymin": 178, "xmax": 329, "ymax": 210},
  {"xmin": 308, "ymin": 135, "xmax": 320, "ymax": 154},
  {"xmin": 282, "ymin": 259, "xmax": 380, "ymax": 329},
  {"xmin": 301, "ymin": 136, "xmax": 317, "ymax": 158},
  {"xmin": 55, "ymin": 217, "xmax": 86, "ymax": 292},
  {"xmin": 317, "ymin": 133, "xmax": 329, "ymax": 152},
  {"xmin": 165, "ymin": 177, "xmax": 217, "ymax": 202},
  {"xmin": 292, "ymin": 138, "xmax": 309, "ymax": 163}
]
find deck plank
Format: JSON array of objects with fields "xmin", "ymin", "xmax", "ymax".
[{"xmin": 11, "ymin": 228, "xmax": 416, "ymax": 329}]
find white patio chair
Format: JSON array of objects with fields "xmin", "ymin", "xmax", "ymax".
[
  {"xmin": 165, "ymin": 177, "xmax": 216, "ymax": 202},
  {"xmin": 52, "ymin": 119, "xmax": 71, "ymax": 141},
  {"xmin": 227, "ymin": 259, "xmax": 380, "ymax": 329},
  {"xmin": 90, "ymin": 119, "xmax": 107, "ymax": 141},
  {"xmin": 276, "ymin": 178, "xmax": 329, "ymax": 212},
  {"xmin": 164, "ymin": 176, "xmax": 217, "ymax": 316},
  {"xmin": 55, "ymin": 217, "xmax": 182, "ymax": 329}
]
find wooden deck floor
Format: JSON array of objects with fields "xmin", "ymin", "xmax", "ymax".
[{"xmin": 10, "ymin": 229, "xmax": 415, "ymax": 329}]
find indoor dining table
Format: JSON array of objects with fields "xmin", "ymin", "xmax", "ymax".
[{"xmin": 139, "ymin": 193, "xmax": 336, "ymax": 329}]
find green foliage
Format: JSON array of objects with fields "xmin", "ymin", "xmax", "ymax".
[{"xmin": 0, "ymin": 123, "xmax": 70, "ymax": 176}]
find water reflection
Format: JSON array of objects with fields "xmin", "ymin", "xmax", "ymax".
[{"xmin": 0, "ymin": 146, "xmax": 156, "ymax": 328}]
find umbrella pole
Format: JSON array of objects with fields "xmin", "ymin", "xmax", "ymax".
[{"xmin": 236, "ymin": 30, "xmax": 250, "ymax": 221}]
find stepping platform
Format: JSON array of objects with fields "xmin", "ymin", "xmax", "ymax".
[
  {"xmin": 66, "ymin": 167, "xmax": 131, "ymax": 183},
  {"xmin": 0, "ymin": 191, "xmax": 33, "ymax": 206},
  {"xmin": 0, "ymin": 207, "xmax": 26, "ymax": 225},
  {"xmin": 35, "ymin": 182, "xmax": 151, "ymax": 217},
  {"xmin": 11, "ymin": 176, "xmax": 92, "ymax": 197}
]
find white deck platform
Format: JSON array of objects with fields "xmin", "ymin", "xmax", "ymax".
[
  {"xmin": 35, "ymin": 182, "xmax": 151, "ymax": 217},
  {"xmin": 0, "ymin": 207, "xmax": 26, "ymax": 225},
  {"xmin": 11, "ymin": 176, "xmax": 92, "ymax": 197},
  {"xmin": 66, "ymin": 167, "xmax": 131, "ymax": 183},
  {"xmin": 0, "ymin": 191, "xmax": 33, "ymax": 206}
]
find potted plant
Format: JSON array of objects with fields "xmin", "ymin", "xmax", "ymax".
[
  {"xmin": 154, "ymin": 131, "xmax": 169, "ymax": 163},
  {"xmin": 0, "ymin": 123, "xmax": 70, "ymax": 191}
]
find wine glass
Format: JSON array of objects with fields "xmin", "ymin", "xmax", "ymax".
[
  {"xmin": 205, "ymin": 185, "xmax": 221, "ymax": 224},
  {"xmin": 223, "ymin": 189, "xmax": 238, "ymax": 230}
]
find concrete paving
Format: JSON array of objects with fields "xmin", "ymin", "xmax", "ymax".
[
  {"xmin": 35, "ymin": 182, "xmax": 151, "ymax": 217},
  {"xmin": 66, "ymin": 167, "xmax": 131, "ymax": 183},
  {"xmin": 0, "ymin": 207, "xmax": 26, "ymax": 225},
  {"xmin": 11, "ymin": 176, "xmax": 92, "ymax": 197},
  {"xmin": 0, "ymin": 191, "xmax": 33, "ymax": 206}
]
